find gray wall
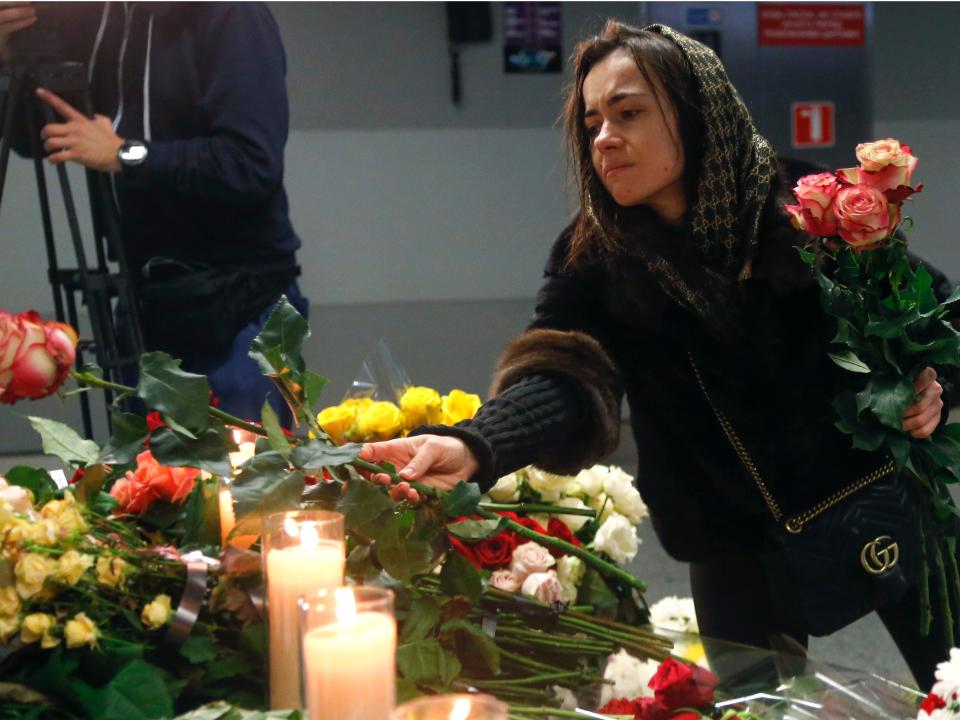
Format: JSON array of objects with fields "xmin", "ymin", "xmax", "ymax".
[{"xmin": 2, "ymin": 2, "xmax": 959, "ymax": 454}]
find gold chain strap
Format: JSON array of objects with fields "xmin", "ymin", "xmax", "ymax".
[{"xmin": 687, "ymin": 353, "xmax": 895, "ymax": 534}]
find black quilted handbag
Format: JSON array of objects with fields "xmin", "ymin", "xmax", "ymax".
[{"xmin": 689, "ymin": 355, "xmax": 922, "ymax": 637}]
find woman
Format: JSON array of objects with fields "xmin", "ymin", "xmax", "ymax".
[{"xmin": 360, "ymin": 21, "xmax": 952, "ymax": 686}]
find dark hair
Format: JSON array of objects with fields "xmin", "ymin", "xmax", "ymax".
[{"xmin": 563, "ymin": 21, "xmax": 705, "ymax": 267}]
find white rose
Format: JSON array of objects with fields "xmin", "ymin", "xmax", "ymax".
[
  {"xmin": 525, "ymin": 467, "xmax": 569, "ymax": 503},
  {"xmin": 649, "ymin": 595, "xmax": 699, "ymax": 634},
  {"xmin": 573, "ymin": 467, "xmax": 604, "ymax": 498},
  {"xmin": 488, "ymin": 569, "xmax": 523, "ymax": 593},
  {"xmin": 510, "ymin": 541, "xmax": 555, "ymax": 577},
  {"xmin": 601, "ymin": 466, "xmax": 648, "ymax": 524},
  {"xmin": 588, "ymin": 492, "xmax": 615, "ymax": 523},
  {"xmin": 551, "ymin": 685, "xmax": 578, "ymax": 710},
  {"xmin": 521, "ymin": 571, "xmax": 562, "ymax": 604},
  {"xmin": 487, "ymin": 473, "xmax": 521, "ymax": 502},
  {"xmin": 600, "ymin": 649, "xmax": 658, "ymax": 705},
  {"xmin": 556, "ymin": 555, "xmax": 584, "ymax": 604},
  {"xmin": 593, "ymin": 513, "xmax": 639, "ymax": 564},
  {"xmin": 554, "ymin": 497, "xmax": 591, "ymax": 532},
  {"xmin": 613, "ymin": 487, "xmax": 648, "ymax": 525}
]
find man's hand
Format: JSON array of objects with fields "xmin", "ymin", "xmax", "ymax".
[
  {"xmin": 0, "ymin": 2, "xmax": 36, "ymax": 51},
  {"xmin": 902, "ymin": 366, "xmax": 944, "ymax": 439},
  {"xmin": 37, "ymin": 88, "xmax": 123, "ymax": 173}
]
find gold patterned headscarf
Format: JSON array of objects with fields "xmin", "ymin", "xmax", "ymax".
[{"xmin": 630, "ymin": 25, "xmax": 778, "ymax": 325}]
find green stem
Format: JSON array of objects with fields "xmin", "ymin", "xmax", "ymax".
[
  {"xmin": 497, "ymin": 647, "xmax": 571, "ymax": 674},
  {"xmin": 478, "ymin": 503, "xmax": 595, "ymax": 518},
  {"xmin": 467, "ymin": 671, "xmax": 584, "ymax": 687},
  {"xmin": 508, "ymin": 708, "xmax": 605, "ymax": 718}
]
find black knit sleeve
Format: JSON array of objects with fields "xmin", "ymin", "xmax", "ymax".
[{"xmin": 409, "ymin": 374, "xmax": 584, "ymax": 492}]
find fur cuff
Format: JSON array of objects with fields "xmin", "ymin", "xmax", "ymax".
[{"xmin": 490, "ymin": 328, "xmax": 622, "ymax": 474}]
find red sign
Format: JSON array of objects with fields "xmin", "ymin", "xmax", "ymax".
[
  {"xmin": 792, "ymin": 102, "xmax": 835, "ymax": 149},
  {"xmin": 759, "ymin": 4, "xmax": 865, "ymax": 46}
]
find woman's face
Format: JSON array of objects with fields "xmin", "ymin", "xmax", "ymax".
[{"xmin": 582, "ymin": 49, "xmax": 686, "ymax": 222}]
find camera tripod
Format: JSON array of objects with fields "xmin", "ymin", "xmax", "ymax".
[{"xmin": 0, "ymin": 60, "xmax": 143, "ymax": 438}]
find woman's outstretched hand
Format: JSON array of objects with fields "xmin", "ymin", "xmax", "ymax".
[
  {"xmin": 903, "ymin": 367, "xmax": 944, "ymax": 439},
  {"xmin": 358, "ymin": 434, "xmax": 479, "ymax": 503}
]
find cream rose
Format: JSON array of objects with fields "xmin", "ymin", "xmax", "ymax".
[
  {"xmin": 64, "ymin": 612, "xmax": 98, "ymax": 649},
  {"xmin": 834, "ymin": 184, "xmax": 894, "ymax": 249},
  {"xmin": 556, "ymin": 555, "xmax": 585, "ymax": 604},
  {"xmin": 487, "ymin": 472, "xmax": 521, "ymax": 503},
  {"xmin": 56, "ymin": 550, "xmax": 94, "ymax": 586},
  {"xmin": 488, "ymin": 569, "xmax": 523, "ymax": 593},
  {"xmin": 649, "ymin": 595, "xmax": 699, "ymax": 634},
  {"xmin": 600, "ymin": 649, "xmax": 659, "ymax": 705},
  {"xmin": 510, "ymin": 541, "xmax": 556, "ymax": 578},
  {"xmin": 573, "ymin": 467, "xmax": 604, "ymax": 498},
  {"xmin": 96, "ymin": 556, "xmax": 129, "ymax": 588},
  {"xmin": 601, "ymin": 466, "xmax": 648, "ymax": 525},
  {"xmin": 555, "ymin": 497, "xmax": 591, "ymax": 532},
  {"xmin": 0, "ymin": 477, "xmax": 36, "ymax": 518},
  {"xmin": 593, "ymin": 513, "xmax": 639, "ymax": 564},
  {"xmin": 525, "ymin": 467, "xmax": 569, "ymax": 503},
  {"xmin": 520, "ymin": 571, "xmax": 562, "ymax": 604},
  {"xmin": 141, "ymin": 594, "xmax": 174, "ymax": 630},
  {"xmin": 40, "ymin": 491, "xmax": 87, "ymax": 535}
]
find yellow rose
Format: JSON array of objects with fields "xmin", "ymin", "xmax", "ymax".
[
  {"xmin": 0, "ymin": 587, "xmax": 20, "ymax": 617},
  {"xmin": 96, "ymin": 556, "xmax": 129, "ymax": 588},
  {"xmin": 15, "ymin": 553, "xmax": 53, "ymax": 599},
  {"xmin": 441, "ymin": 389, "xmax": 482, "ymax": 425},
  {"xmin": 7, "ymin": 518, "xmax": 58, "ymax": 547},
  {"xmin": 40, "ymin": 491, "xmax": 87, "ymax": 535},
  {"xmin": 0, "ymin": 615, "xmax": 20, "ymax": 643},
  {"xmin": 64, "ymin": 612, "xmax": 98, "ymax": 649},
  {"xmin": 141, "ymin": 594, "xmax": 173, "ymax": 630},
  {"xmin": 341, "ymin": 397, "xmax": 373, "ymax": 412},
  {"xmin": 20, "ymin": 612, "xmax": 59, "ymax": 648},
  {"xmin": 56, "ymin": 550, "xmax": 94, "ymax": 586},
  {"xmin": 399, "ymin": 386, "xmax": 443, "ymax": 430},
  {"xmin": 355, "ymin": 401, "xmax": 405, "ymax": 441},
  {"xmin": 317, "ymin": 404, "xmax": 356, "ymax": 445}
]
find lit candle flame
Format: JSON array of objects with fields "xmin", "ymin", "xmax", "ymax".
[
  {"xmin": 450, "ymin": 698, "xmax": 472, "ymax": 720},
  {"xmin": 283, "ymin": 516, "xmax": 299, "ymax": 538},
  {"xmin": 232, "ymin": 429, "xmax": 242, "ymax": 444},
  {"xmin": 335, "ymin": 587, "xmax": 357, "ymax": 626}
]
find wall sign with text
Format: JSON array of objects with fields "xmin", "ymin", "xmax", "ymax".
[
  {"xmin": 504, "ymin": 2, "xmax": 562, "ymax": 73},
  {"xmin": 759, "ymin": 4, "xmax": 865, "ymax": 47}
]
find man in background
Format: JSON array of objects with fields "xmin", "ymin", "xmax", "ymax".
[{"xmin": 1, "ymin": 1, "xmax": 308, "ymax": 424}]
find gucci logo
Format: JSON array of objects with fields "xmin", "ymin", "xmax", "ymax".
[{"xmin": 860, "ymin": 535, "xmax": 899, "ymax": 575}]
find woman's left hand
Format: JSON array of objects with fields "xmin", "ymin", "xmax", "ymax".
[{"xmin": 902, "ymin": 367, "xmax": 944, "ymax": 439}]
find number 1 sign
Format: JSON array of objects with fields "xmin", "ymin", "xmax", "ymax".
[{"xmin": 792, "ymin": 101, "xmax": 835, "ymax": 149}]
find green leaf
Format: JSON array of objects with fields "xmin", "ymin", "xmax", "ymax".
[
  {"xmin": 136, "ymin": 352, "xmax": 211, "ymax": 434},
  {"xmin": 439, "ymin": 618, "xmax": 501, "ymax": 674},
  {"xmin": 446, "ymin": 517, "xmax": 506, "ymax": 541},
  {"xmin": 576, "ymin": 567, "xmax": 619, "ymax": 610},
  {"xmin": 888, "ymin": 433, "xmax": 911, "ymax": 470},
  {"xmin": 438, "ymin": 551, "xmax": 482, "ymax": 602},
  {"xmin": 827, "ymin": 351, "xmax": 871, "ymax": 374},
  {"xmin": 864, "ymin": 309, "xmax": 920, "ymax": 338},
  {"xmin": 248, "ymin": 297, "xmax": 309, "ymax": 377},
  {"xmin": 230, "ymin": 454, "xmax": 304, "ymax": 536},
  {"xmin": 400, "ymin": 596, "xmax": 441, "ymax": 643},
  {"xmin": 202, "ymin": 655, "xmax": 253, "ymax": 684},
  {"xmin": 98, "ymin": 412, "xmax": 149, "ymax": 465},
  {"xmin": 396, "ymin": 638, "xmax": 460, "ymax": 686},
  {"xmin": 855, "ymin": 377, "xmax": 916, "ymax": 430},
  {"xmin": 442, "ymin": 481, "xmax": 481, "ymax": 518},
  {"xmin": 181, "ymin": 478, "xmax": 222, "ymax": 547},
  {"xmin": 3, "ymin": 466, "xmax": 58, "ymax": 505},
  {"xmin": 291, "ymin": 440, "xmax": 361, "ymax": 470},
  {"xmin": 82, "ymin": 659, "xmax": 174, "ymax": 720},
  {"xmin": 27, "ymin": 416, "xmax": 100, "ymax": 467},
  {"xmin": 260, "ymin": 402, "xmax": 291, "ymax": 461},
  {"xmin": 150, "ymin": 427, "xmax": 233, "ymax": 477},
  {"xmin": 303, "ymin": 371, "xmax": 329, "ymax": 413},
  {"xmin": 336, "ymin": 479, "xmax": 394, "ymax": 529},
  {"xmin": 375, "ymin": 523, "xmax": 436, "ymax": 581},
  {"xmin": 180, "ymin": 636, "xmax": 217, "ymax": 665}
]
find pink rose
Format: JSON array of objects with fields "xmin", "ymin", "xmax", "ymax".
[
  {"xmin": 488, "ymin": 569, "xmax": 523, "ymax": 593},
  {"xmin": 785, "ymin": 172, "xmax": 841, "ymax": 237},
  {"xmin": 510, "ymin": 541, "xmax": 556, "ymax": 577},
  {"xmin": 520, "ymin": 571, "xmax": 562, "ymax": 604},
  {"xmin": 0, "ymin": 311, "xmax": 78, "ymax": 404},
  {"xmin": 833, "ymin": 184, "xmax": 895, "ymax": 250}
]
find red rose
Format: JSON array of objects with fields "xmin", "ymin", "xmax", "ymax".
[
  {"xmin": 146, "ymin": 411, "xmax": 165, "ymax": 431},
  {"xmin": 546, "ymin": 518, "xmax": 581, "ymax": 556},
  {"xmin": 473, "ymin": 531, "xmax": 518, "ymax": 568},
  {"xmin": 785, "ymin": 171, "xmax": 841, "ymax": 237},
  {"xmin": 598, "ymin": 698, "xmax": 641, "ymax": 717},
  {"xmin": 648, "ymin": 658, "xmax": 717, "ymax": 710},
  {"xmin": 0, "ymin": 311, "xmax": 77, "ymax": 404},
  {"xmin": 498, "ymin": 511, "xmax": 547, "ymax": 535},
  {"xmin": 635, "ymin": 697, "xmax": 671, "ymax": 720},
  {"xmin": 69, "ymin": 467, "xmax": 85, "ymax": 485},
  {"xmin": 920, "ymin": 693, "xmax": 946, "ymax": 715}
]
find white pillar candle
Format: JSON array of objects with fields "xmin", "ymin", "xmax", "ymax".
[
  {"xmin": 390, "ymin": 694, "xmax": 509, "ymax": 720},
  {"xmin": 266, "ymin": 518, "xmax": 345, "ymax": 710},
  {"xmin": 303, "ymin": 588, "xmax": 396, "ymax": 720}
]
